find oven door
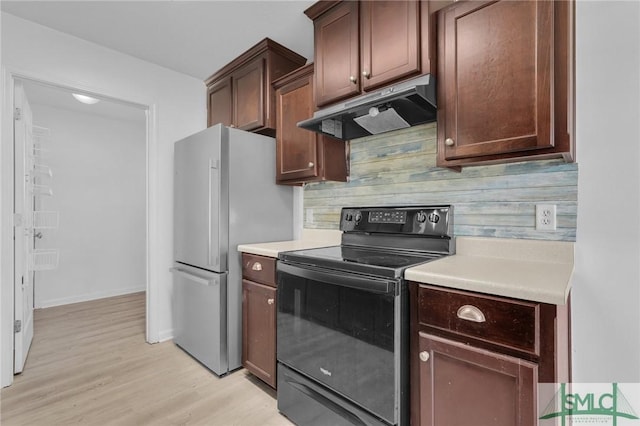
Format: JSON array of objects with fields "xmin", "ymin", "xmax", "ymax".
[{"xmin": 277, "ymin": 262, "xmax": 404, "ymax": 425}]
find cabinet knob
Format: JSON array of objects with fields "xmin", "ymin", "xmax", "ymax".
[
  {"xmin": 419, "ymin": 351, "xmax": 430, "ymax": 362},
  {"xmin": 349, "ymin": 75, "xmax": 357, "ymax": 84},
  {"xmin": 251, "ymin": 262, "xmax": 262, "ymax": 271},
  {"xmin": 456, "ymin": 305, "xmax": 486, "ymax": 323},
  {"xmin": 267, "ymin": 298, "xmax": 275, "ymax": 305},
  {"xmin": 308, "ymin": 162, "xmax": 314, "ymax": 168},
  {"xmin": 445, "ymin": 138, "xmax": 455, "ymax": 147},
  {"xmin": 362, "ymin": 70, "xmax": 371, "ymax": 79}
]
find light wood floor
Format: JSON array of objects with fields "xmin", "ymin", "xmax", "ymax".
[{"xmin": 1, "ymin": 292, "xmax": 294, "ymax": 426}]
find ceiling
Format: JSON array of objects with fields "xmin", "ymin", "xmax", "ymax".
[
  {"xmin": 20, "ymin": 79, "xmax": 147, "ymax": 123},
  {"xmin": 1, "ymin": 0, "xmax": 316, "ymax": 81},
  {"xmin": 3, "ymin": 1, "xmax": 316, "ymax": 123}
]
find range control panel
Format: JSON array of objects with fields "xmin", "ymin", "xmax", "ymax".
[
  {"xmin": 369, "ymin": 210, "xmax": 407, "ymax": 224},
  {"xmin": 340, "ymin": 206, "xmax": 452, "ymax": 237}
]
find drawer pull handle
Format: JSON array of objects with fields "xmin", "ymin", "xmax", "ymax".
[
  {"xmin": 457, "ymin": 305, "xmax": 486, "ymax": 323},
  {"xmin": 419, "ymin": 351, "xmax": 430, "ymax": 362},
  {"xmin": 267, "ymin": 298, "xmax": 275, "ymax": 305},
  {"xmin": 251, "ymin": 262, "xmax": 262, "ymax": 271}
]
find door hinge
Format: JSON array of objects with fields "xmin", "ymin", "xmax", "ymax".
[
  {"xmin": 14, "ymin": 107, "xmax": 22, "ymax": 121},
  {"xmin": 14, "ymin": 320, "xmax": 22, "ymax": 333}
]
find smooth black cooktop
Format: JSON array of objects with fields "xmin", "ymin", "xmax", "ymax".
[{"xmin": 278, "ymin": 245, "xmax": 443, "ymax": 279}]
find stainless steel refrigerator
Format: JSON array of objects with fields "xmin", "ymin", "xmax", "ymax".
[{"xmin": 171, "ymin": 124, "xmax": 293, "ymax": 376}]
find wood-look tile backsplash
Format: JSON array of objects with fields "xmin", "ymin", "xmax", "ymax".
[{"xmin": 303, "ymin": 123, "xmax": 578, "ymax": 241}]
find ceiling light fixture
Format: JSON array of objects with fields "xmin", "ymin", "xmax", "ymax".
[{"xmin": 72, "ymin": 93, "xmax": 100, "ymax": 105}]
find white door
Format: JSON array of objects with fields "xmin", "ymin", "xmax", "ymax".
[{"xmin": 13, "ymin": 81, "xmax": 35, "ymax": 374}]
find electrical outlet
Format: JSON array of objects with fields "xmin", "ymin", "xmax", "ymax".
[{"xmin": 536, "ymin": 204, "xmax": 556, "ymax": 231}]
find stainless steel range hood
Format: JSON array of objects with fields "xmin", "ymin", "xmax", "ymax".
[{"xmin": 298, "ymin": 74, "xmax": 436, "ymax": 141}]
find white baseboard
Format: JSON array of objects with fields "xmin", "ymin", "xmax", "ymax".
[
  {"xmin": 158, "ymin": 328, "xmax": 174, "ymax": 343},
  {"xmin": 35, "ymin": 285, "xmax": 146, "ymax": 309}
]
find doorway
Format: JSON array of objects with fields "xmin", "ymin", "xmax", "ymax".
[{"xmin": 7, "ymin": 76, "xmax": 150, "ymax": 379}]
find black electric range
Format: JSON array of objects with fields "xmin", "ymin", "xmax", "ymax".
[
  {"xmin": 279, "ymin": 206, "xmax": 454, "ymax": 279},
  {"xmin": 276, "ymin": 206, "xmax": 454, "ymax": 426}
]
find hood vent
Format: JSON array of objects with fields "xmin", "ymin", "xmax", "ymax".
[{"xmin": 298, "ymin": 74, "xmax": 436, "ymax": 141}]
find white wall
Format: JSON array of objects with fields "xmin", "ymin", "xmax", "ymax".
[
  {"xmin": 1, "ymin": 12, "xmax": 205, "ymax": 386},
  {"xmin": 31, "ymin": 103, "xmax": 146, "ymax": 307},
  {"xmin": 574, "ymin": 1, "xmax": 640, "ymax": 382}
]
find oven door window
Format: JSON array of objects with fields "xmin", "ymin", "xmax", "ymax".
[{"xmin": 277, "ymin": 266, "xmax": 397, "ymax": 423}]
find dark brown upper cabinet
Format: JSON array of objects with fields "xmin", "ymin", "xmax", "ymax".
[
  {"xmin": 311, "ymin": 1, "xmax": 360, "ymax": 107},
  {"xmin": 205, "ymin": 38, "xmax": 307, "ymax": 136},
  {"xmin": 305, "ymin": 1, "xmax": 434, "ymax": 108},
  {"xmin": 360, "ymin": 1, "xmax": 420, "ymax": 91},
  {"xmin": 207, "ymin": 76, "xmax": 233, "ymax": 128},
  {"xmin": 436, "ymin": 0, "xmax": 575, "ymax": 167},
  {"xmin": 232, "ymin": 59, "xmax": 265, "ymax": 131},
  {"xmin": 273, "ymin": 64, "xmax": 349, "ymax": 185}
]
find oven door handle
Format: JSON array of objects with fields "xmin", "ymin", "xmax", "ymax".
[{"xmin": 278, "ymin": 262, "xmax": 396, "ymax": 295}]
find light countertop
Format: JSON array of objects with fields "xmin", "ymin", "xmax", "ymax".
[
  {"xmin": 405, "ymin": 237, "xmax": 574, "ymax": 305},
  {"xmin": 237, "ymin": 229, "xmax": 341, "ymax": 258},
  {"xmin": 239, "ymin": 232, "xmax": 574, "ymax": 305}
]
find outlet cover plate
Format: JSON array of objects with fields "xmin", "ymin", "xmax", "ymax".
[{"xmin": 536, "ymin": 204, "xmax": 557, "ymax": 231}]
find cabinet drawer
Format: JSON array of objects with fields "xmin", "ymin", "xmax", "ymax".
[
  {"xmin": 417, "ymin": 284, "xmax": 539, "ymax": 356},
  {"xmin": 242, "ymin": 254, "xmax": 276, "ymax": 287}
]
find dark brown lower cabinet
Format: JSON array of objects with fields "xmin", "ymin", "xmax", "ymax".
[
  {"xmin": 242, "ymin": 279, "xmax": 276, "ymax": 388},
  {"xmin": 418, "ymin": 332, "xmax": 537, "ymax": 426},
  {"xmin": 410, "ymin": 282, "xmax": 570, "ymax": 426}
]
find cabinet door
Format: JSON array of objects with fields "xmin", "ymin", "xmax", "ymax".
[
  {"xmin": 314, "ymin": 1, "xmax": 360, "ymax": 107},
  {"xmin": 207, "ymin": 76, "xmax": 233, "ymax": 128},
  {"xmin": 418, "ymin": 332, "xmax": 537, "ymax": 426},
  {"xmin": 242, "ymin": 279, "xmax": 277, "ymax": 388},
  {"xmin": 438, "ymin": 0, "xmax": 553, "ymax": 161},
  {"xmin": 276, "ymin": 74, "xmax": 319, "ymax": 182},
  {"xmin": 233, "ymin": 58, "xmax": 265, "ymax": 131},
  {"xmin": 361, "ymin": 1, "xmax": 420, "ymax": 91}
]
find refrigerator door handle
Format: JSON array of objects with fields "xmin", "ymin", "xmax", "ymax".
[
  {"xmin": 208, "ymin": 159, "xmax": 220, "ymax": 270},
  {"xmin": 170, "ymin": 267, "xmax": 219, "ymax": 286}
]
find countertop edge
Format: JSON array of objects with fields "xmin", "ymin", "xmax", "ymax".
[
  {"xmin": 237, "ymin": 240, "xmax": 338, "ymax": 258},
  {"xmin": 405, "ymin": 255, "xmax": 574, "ymax": 305}
]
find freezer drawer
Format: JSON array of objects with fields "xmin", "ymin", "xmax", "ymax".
[{"xmin": 171, "ymin": 263, "xmax": 227, "ymax": 375}]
